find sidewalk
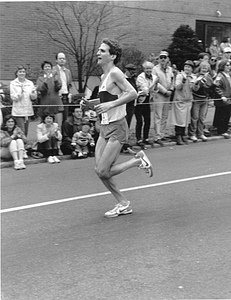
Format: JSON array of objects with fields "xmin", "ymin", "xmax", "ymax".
[{"xmin": 0, "ymin": 106, "xmax": 229, "ymax": 169}]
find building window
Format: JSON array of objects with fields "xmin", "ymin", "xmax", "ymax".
[{"xmin": 196, "ymin": 20, "xmax": 231, "ymax": 52}]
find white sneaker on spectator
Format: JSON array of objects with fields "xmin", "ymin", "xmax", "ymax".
[
  {"xmin": 47, "ymin": 156, "xmax": 55, "ymax": 164},
  {"xmin": 23, "ymin": 150, "xmax": 28, "ymax": 159},
  {"xmin": 199, "ymin": 135, "xmax": 207, "ymax": 142},
  {"xmin": 52, "ymin": 156, "xmax": 60, "ymax": 163},
  {"xmin": 189, "ymin": 135, "xmax": 198, "ymax": 142},
  {"xmin": 14, "ymin": 160, "xmax": 21, "ymax": 170},
  {"xmin": 78, "ymin": 152, "xmax": 84, "ymax": 158},
  {"xmin": 222, "ymin": 133, "xmax": 231, "ymax": 139},
  {"xmin": 18, "ymin": 160, "xmax": 26, "ymax": 169}
]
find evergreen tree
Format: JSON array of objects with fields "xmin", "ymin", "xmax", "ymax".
[{"xmin": 167, "ymin": 24, "xmax": 204, "ymax": 71}]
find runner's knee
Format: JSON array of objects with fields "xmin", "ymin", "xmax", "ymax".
[{"xmin": 95, "ymin": 165, "xmax": 110, "ymax": 180}]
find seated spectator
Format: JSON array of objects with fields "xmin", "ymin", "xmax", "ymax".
[
  {"xmin": 170, "ymin": 60, "xmax": 196, "ymax": 145},
  {"xmin": 213, "ymin": 60, "xmax": 231, "ymax": 139},
  {"xmin": 36, "ymin": 112, "xmax": 62, "ymax": 163},
  {"xmin": 188, "ymin": 61, "xmax": 214, "ymax": 142},
  {"xmin": 0, "ymin": 114, "xmax": 27, "ymax": 170},
  {"xmin": 36, "ymin": 61, "xmax": 63, "ymax": 127},
  {"xmin": 60, "ymin": 106, "xmax": 84, "ymax": 155},
  {"xmin": 83, "ymin": 109, "xmax": 99, "ymax": 156},
  {"xmin": 71, "ymin": 120, "xmax": 95, "ymax": 159}
]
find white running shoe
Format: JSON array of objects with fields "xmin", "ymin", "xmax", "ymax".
[
  {"xmin": 47, "ymin": 156, "xmax": 55, "ymax": 164},
  {"xmin": 136, "ymin": 150, "xmax": 153, "ymax": 177},
  {"xmin": 189, "ymin": 135, "xmax": 198, "ymax": 142},
  {"xmin": 52, "ymin": 156, "xmax": 60, "ymax": 163},
  {"xmin": 199, "ymin": 135, "xmax": 207, "ymax": 142},
  {"xmin": 104, "ymin": 201, "xmax": 132, "ymax": 218}
]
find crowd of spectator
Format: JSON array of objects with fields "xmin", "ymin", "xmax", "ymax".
[{"xmin": 0, "ymin": 41, "xmax": 231, "ymax": 170}]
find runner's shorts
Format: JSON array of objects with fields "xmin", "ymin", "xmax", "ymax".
[{"xmin": 100, "ymin": 117, "xmax": 128, "ymax": 144}]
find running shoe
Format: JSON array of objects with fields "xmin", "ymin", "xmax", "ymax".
[
  {"xmin": 104, "ymin": 201, "xmax": 132, "ymax": 218},
  {"xmin": 52, "ymin": 156, "xmax": 60, "ymax": 163},
  {"xmin": 136, "ymin": 150, "xmax": 153, "ymax": 177}
]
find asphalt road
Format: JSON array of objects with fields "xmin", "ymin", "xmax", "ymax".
[{"xmin": 1, "ymin": 139, "xmax": 231, "ymax": 300}]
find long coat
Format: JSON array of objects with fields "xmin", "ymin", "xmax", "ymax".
[
  {"xmin": 36, "ymin": 74, "xmax": 63, "ymax": 115},
  {"xmin": 170, "ymin": 72, "xmax": 196, "ymax": 127}
]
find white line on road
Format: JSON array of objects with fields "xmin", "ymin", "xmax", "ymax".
[{"xmin": 1, "ymin": 171, "xmax": 231, "ymax": 214}]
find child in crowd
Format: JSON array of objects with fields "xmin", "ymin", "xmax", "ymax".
[
  {"xmin": 36, "ymin": 112, "xmax": 62, "ymax": 163},
  {"xmin": 0, "ymin": 114, "xmax": 27, "ymax": 170},
  {"xmin": 71, "ymin": 120, "xmax": 95, "ymax": 158}
]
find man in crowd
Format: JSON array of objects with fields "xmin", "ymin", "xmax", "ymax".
[
  {"xmin": 152, "ymin": 50, "xmax": 174, "ymax": 146},
  {"xmin": 53, "ymin": 53, "xmax": 72, "ymax": 123}
]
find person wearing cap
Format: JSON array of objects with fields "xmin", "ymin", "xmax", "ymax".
[
  {"xmin": 170, "ymin": 60, "xmax": 196, "ymax": 145},
  {"xmin": 152, "ymin": 50, "xmax": 174, "ymax": 146},
  {"xmin": 216, "ymin": 47, "xmax": 231, "ymax": 72},
  {"xmin": 220, "ymin": 37, "xmax": 231, "ymax": 54}
]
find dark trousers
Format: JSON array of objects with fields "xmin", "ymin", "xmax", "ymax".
[
  {"xmin": 61, "ymin": 94, "xmax": 69, "ymax": 123},
  {"xmin": 38, "ymin": 136, "xmax": 58, "ymax": 157},
  {"xmin": 175, "ymin": 125, "xmax": 186, "ymax": 136},
  {"xmin": 126, "ymin": 103, "xmax": 135, "ymax": 129},
  {"xmin": 214, "ymin": 105, "xmax": 231, "ymax": 134},
  {"xmin": 135, "ymin": 103, "xmax": 151, "ymax": 141},
  {"xmin": 60, "ymin": 141, "xmax": 73, "ymax": 155}
]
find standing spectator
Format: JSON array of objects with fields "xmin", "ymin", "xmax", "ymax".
[
  {"xmin": 213, "ymin": 60, "xmax": 231, "ymax": 139},
  {"xmin": 220, "ymin": 37, "xmax": 231, "ymax": 54},
  {"xmin": 152, "ymin": 50, "xmax": 174, "ymax": 145},
  {"xmin": 123, "ymin": 63, "xmax": 138, "ymax": 151},
  {"xmin": 36, "ymin": 61, "xmax": 63, "ymax": 127},
  {"xmin": 10, "ymin": 65, "xmax": 37, "ymax": 136},
  {"xmin": 0, "ymin": 114, "xmax": 27, "ymax": 169},
  {"xmin": 53, "ymin": 53, "xmax": 72, "ymax": 123},
  {"xmin": 60, "ymin": 106, "xmax": 84, "ymax": 155},
  {"xmin": 194, "ymin": 53, "xmax": 210, "ymax": 74},
  {"xmin": 170, "ymin": 60, "xmax": 196, "ymax": 145},
  {"xmin": 209, "ymin": 39, "xmax": 221, "ymax": 58},
  {"xmin": 209, "ymin": 56, "xmax": 218, "ymax": 79},
  {"xmin": 135, "ymin": 61, "xmax": 159, "ymax": 147},
  {"xmin": 216, "ymin": 47, "xmax": 231, "ymax": 71},
  {"xmin": 71, "ymin": 120, "xmax": 95, "ymax": 158},
  {"xmin": 36, "ymin": 112, "xmax": 62, "ymax": 163},
  {"xmin": 189, "ymin": 61, "xmax": 214, "ymax": 142}
]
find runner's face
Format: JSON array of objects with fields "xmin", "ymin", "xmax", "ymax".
[{"xmin": 97, "ymin": 43, "xmax": 113, "ymax": 65}]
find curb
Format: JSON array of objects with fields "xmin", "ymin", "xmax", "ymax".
[{"xmin": 1, "ymin": 135, "xmax": 227, "ymax": 169}]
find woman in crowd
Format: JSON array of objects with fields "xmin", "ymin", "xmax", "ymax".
[
  {"xmin": 10, "ymin": 65, "xmax": 37, "ymax": 136},
  {"xmin": 189, "ymin": 61, "xmax": 214, "ymax": 142},
  {"xmin": 209, "ymin": 39, "xmax": 221, "ymax": 58},
  {"xmin": 36, "ymin": 112, "xmax": 62, "ymax": 163},
  {"xmin": 170, "ymin": 60, "xmax": 196, "ymax": 145},
  {"xmin": 213, "ymin": 59, "xmax": 231, "ymax": 138},
  {"xmin": 36, "ymin": 61, "xmax": 63, "ymax": 127},
  {"xmin": 0, "ymin": 114, "xmax": 27, "ymax": 170}
]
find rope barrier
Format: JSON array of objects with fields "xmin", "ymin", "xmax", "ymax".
[{"xmin": 1, "ymin": 97, "xmax": 230, "ymax": 108}]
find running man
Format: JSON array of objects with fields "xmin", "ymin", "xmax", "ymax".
[{"xmin": 83, "ymin": 38, "xmax": 153, "ymax": 218}]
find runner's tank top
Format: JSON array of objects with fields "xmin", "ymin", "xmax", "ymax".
[{"xmin": 98, "ymin": 67, "xmax": 126, "ymax": 124}]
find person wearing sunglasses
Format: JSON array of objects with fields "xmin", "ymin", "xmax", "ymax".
[
  {"xmin": 213, "ymin": 59, "xmax": 231, "ymax": 139},
  {"xmin": 152, "ymin": 50, "xmax": 174, "ymax": 146}
]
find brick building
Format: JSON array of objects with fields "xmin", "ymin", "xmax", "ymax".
[{"xmin": 0, "ymin": 0, "xmax": 231, "ymax": 90}]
